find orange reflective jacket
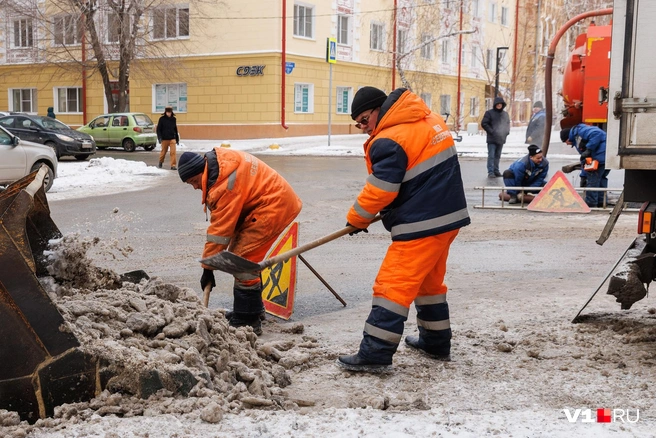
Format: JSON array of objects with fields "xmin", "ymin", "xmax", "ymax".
[
  {"xmin": 347, "ymin": 89, "xmax": 470, "ymax": 240},
  {"xmin": 200, "ymin": 147, "xmax": 302, "ymax": 263}
]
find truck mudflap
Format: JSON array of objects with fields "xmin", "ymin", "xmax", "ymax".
[
  {"xmin": 0, "ymin": 166, "xmax": 99, "ymax": 423},
  {"xmin": 607, "ymin": 236, "xmax": 656, "ymax": 310}
]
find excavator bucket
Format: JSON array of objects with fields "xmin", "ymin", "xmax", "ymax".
[{"xmin": 0, "ymin": 166, "xmax": 99, "ymax": 423}]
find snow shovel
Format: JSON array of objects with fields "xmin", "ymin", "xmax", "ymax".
[{"xmin": 200, "ymin": 216, "xmax": 381, "ymax": 276}]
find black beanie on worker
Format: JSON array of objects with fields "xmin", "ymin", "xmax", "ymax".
[
  {"xmin": 528, "ymin": 145, "xmax": 542, "ymax": 156},
  {"xmin": 560, "ymin": 127, "xmax": 572, "ymax": 143},
  {"xmin": 178, "ymin": 152, "xmax": 205, "ymax": 182},
  {"xmin": 351, "ymin": 86, "xmax": 387, "ymax": 120}
]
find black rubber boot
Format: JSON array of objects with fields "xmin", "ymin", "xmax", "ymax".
[
  {"xmin": 336, "ymin": 354, "xmax": 392, "ymax": 373},
  {"xmin": 405, "ymin": 336, "xmax": 451, "ymax": 361},
  {"xmin": 230, "ymin": 287, "xmax": 265, "ymax": 335}
]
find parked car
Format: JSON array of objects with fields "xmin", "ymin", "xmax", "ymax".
[
  {"xmin": 0, "ymin": 125, "xmax": 57, "ymax": 192},
  {"xmin": 78, "ymin": 113, "xmax": 158, "ymax": 152},
  {"xmin": 0, "ymin": 115, "xmax": 96, "ymax": 161}
]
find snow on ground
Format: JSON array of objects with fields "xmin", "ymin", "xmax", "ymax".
[{"xmin": 48, "ymin": 127, "xmax": 577, "ymax": 201}]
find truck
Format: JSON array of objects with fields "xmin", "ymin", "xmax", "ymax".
[{"xmin": 602, "ymin": 0, "xmax": 656, "ymax": 310}]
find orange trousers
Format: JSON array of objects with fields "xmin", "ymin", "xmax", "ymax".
[
  {"xmin": 373, "ymin": 229, "xmax": 459, "ymax": 308},
  {"xmin": 159, "ymin": 139, "xmax": 177, "ymax": 167}
]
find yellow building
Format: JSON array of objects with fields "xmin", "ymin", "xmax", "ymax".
[{"xmin": 0, "ymin": 0, "xmax": 517, "ymax": 139}]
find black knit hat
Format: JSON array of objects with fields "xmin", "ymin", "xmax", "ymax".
[
  {"xmin": 528, "ymin": 145, "xmax": 542, "ymax": 156},
  {"xmin": 178, "ymin": 152, "xmax": 205, "ymax": 182},
  {"xmin": 351, "ymin": 86, "xmax": 387, "ymax": 120},
  {"xmin": 560, "ymin": 128, "xmax": 571, "ymax": 143}
]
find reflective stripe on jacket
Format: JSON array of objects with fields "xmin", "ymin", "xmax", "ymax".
[
  {"xmin": 200, "ymin": 147, "xmax": 302, "ymax": 262},
  {"xmin": 347, "ymin": 88, "xmax": 470, "ymax": 241}
]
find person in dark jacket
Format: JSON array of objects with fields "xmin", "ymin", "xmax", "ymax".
[
  {"xmin": 481, "ymin": 96, "xmax": 511, "ymax": 178},
  {"xmin": 560, "ymin": 124, "xmax": 609, "ymax": 208},
  {"xmin": 46, "ymin": 107, "xmax": 56, "ymax": 119},
  {"xmin": 502, "ymin": 144, "xmax": 550, "ymax": 204},
  {"xmin": 337, "ymin": 86, "xmax": 470, "ymax": 373},
  {"xmin": 525, "ymin": 101, "xmax": 546, "ymax": 148},
  {"xmin": 156, "ymin": 106, "xmax": 180, "ymax": 170}
]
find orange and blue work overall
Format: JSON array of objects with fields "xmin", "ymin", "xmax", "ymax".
[
  {"xmin": 347, "ymin": 88, "xmax": 470, "ymax": 363},
  {"xmin": 199, "ymin": 147, "xmax": 302, "ymax": 316}
]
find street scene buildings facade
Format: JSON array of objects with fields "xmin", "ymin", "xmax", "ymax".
[{"xmin": 0, "ymin": 0, "xmax": 607, "ymax": 139}]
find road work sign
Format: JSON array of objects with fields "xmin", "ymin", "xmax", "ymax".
[
  {"xmin": 261, "ymin": 222, "xmax": 298, "ymax": 319},
  {"xmin": 527, "ymin": 170, "xmax": 591, "ymax": 213}
]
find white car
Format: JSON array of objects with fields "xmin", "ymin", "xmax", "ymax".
[{"xmin": 0, "ymin": 125, "xmax": 57, "ymax": 192}]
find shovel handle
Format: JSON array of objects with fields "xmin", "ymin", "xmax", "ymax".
[
  {"xmin": 259, "ymin": 215, "xmax": 381, "ymax": 270},
  {"xmin": 203, "ymin": 284, "xmax": 212, "ymax": 308}
]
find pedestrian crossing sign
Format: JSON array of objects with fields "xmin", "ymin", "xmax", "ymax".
[
  {"xmin": 527, "ymin": 170, "xmax": 590, "ymax": 213},
  {"xmin": 261, "ymin": 222, "xmax": 299, "ymax": 319}
]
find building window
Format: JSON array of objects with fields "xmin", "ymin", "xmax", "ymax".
[
  {"xmin": 440, "ymin": 94, "xmax": 451, "ymax": 115},
  {"xmin": 9, "ymin": 88, "xmax": 37, "ymax": 112},
  {"xmin": 337, "ymin": 15, "xmax": 349, "ymax": 45},
  {"xmin": 294, "ymin": 4, "xmax": 314, "ymax": 38},
  {"xmin": 397, "ymin": 29, "xmax": 407, "ymax": 54},
  {"xmin": 501, "ymin": 6, "xmax": 509, "ymax": 26},
  {"xmin": 470, "ymin": 96, "xmax": 480, "ymax": 117},
  {"xmin": 153, "ymin": 6, "xmax": 189, "ymax": 40},
  {"xmin": 55, "ymin": 87, "xmax": 83, "ymax": 113},
  {"xmin": 107, "ymin": 13, "xmax": 120, "ymax": 43},
  {"xmin": 472, "ymin": 0, "xmax": 480, "ymax": 17},
  {"xmin": 154, "ymin": 83, "xmax": 187, "ymax": 113},
  {"xmin": 13, "ymin": 18, "xmax": 33, "ymax": 48},
  {"xmin": 54, "ymin": 15, "xmax": 80, "ymax": 45},
  {"xmin": 461, "ymin": 44, "xmax": 467, "ymax": 65},
  {"xmin": 441, "ymin": 40, "xmax": 450, "ymax": 63},
  {"xmin": 420, "ymin": 34, "xmax": 433, "ymax": 59},
  {"xmin": 489, "ymin": 3, "xmax": 497, "ymax": 23},
  {"xmin": 471, "ymin": 46, "xmax": 478, "ymax": 68},
  {"xmin": 485, "ymin": 97, "xmax": 493, "ymax": 111},
  {"xmin": 336, "ymin": 87, "xmax": 352, "ymax": 114},
  {"xmin": 420, "ymin": 93, "xmax": 432, "ymax": 110},
  {"xmin": 486, "ymin": 48, "xmax": 494, "ymax": 70},
  {"xmin": 294, "ymin": 83, "xmax": 314, "ymax": 113},
  {"xmin": 370, "ymin": 22, "xmax": 384, "ymax": 51}
]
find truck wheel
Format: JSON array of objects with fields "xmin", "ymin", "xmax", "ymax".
[
  {"xmin": 122, "ymin": 138, "xmax": 136, "ymax": 152},
  {"xmin": 45, "ymin": 141, "xmax": 61, "ymax": 160},
  {"xmin": 30, "ymin": 163, "xmax": 54, "ymax": 192}
]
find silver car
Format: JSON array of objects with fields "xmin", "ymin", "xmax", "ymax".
[{"xmin": 0, "ymin": 125, "xmax": 57, "ymax": 192}]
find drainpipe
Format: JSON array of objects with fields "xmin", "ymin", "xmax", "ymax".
[
  {"xmin": 542, "ymin": 8, "xmax": 612, "ymax": 156},
  {"xmin": 81, "ymin": 12, "xmax": 87, "ymax": 125},
  {"xmin": 511, "ymin": 0, "xmax": 520, "ymax": 124},
  {"xmin": 533, "ymin": 0, "xmax": 542, "ymax": 102},
  {"xmin": 455, "ymin": 0, "xmax": 463, "ymax": 132},
  {"xmin": 281, "ymin": 0, "xmax": 288, "ymax": 130},
  {"xmin": 392, "ymin": 0, "xmax": 397, "ymax": 90}
]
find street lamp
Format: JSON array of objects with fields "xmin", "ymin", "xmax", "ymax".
[{"xmin": 495, "ymin": 46, "xmax": 509, "ymax": 98}]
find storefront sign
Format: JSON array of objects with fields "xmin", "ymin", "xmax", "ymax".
[{"xmin": 236, "ymin": 65, "xmax": 265, "ymax": 76}]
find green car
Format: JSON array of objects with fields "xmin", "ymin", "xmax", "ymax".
[{"xmin": 77, "ymin": 113, "xmax": 158, "ymax": 152}]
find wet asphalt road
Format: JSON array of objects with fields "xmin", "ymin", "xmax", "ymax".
[{"xmin": 48, "ymin": 145, "xmax": 626, "ymax": 320}]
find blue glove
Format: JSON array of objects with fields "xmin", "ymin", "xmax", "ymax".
[{"xmin": 346, "ymin": 222, "xmax": 368, "ymax": 236}]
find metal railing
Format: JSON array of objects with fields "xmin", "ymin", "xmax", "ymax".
[{"xmin": 473, "ymin": 185, "xmax": 634, "ymax": 211}]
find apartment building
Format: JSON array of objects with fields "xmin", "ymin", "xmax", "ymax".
[{"xmin": 0, "ymin": 0, "xmax": 517, "ymax": 139}]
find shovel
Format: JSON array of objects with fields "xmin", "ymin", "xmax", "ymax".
[{"xmin": 200, "ymin": 216, "xmax": 381, "ymax": 276}]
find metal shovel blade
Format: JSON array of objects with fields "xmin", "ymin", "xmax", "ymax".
[{"xmin": 200, "ymin": 250, "xmax": 262, "ymax": 276}]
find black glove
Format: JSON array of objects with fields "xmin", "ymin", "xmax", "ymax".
[
  {"xmin": 580, "ymin": 148, "xmax": 592, "ymax": 159},
  {"xmin": 200, "ymin": 269, "xmax": 215, "ymax": 290},
  {"xmin": 346, "ymin": 222, "xmax": 369, "ymax": 236},
  {"xmin": 157, "ymin": 137, "xmax": 161, "ymax": 144}
]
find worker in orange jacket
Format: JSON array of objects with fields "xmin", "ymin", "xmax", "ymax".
[
  {"xmin": 178, "ymin": 148, "xmax": 302, "ymax": 334},
  {"xmin": 338, "ymin": 87, "xmax": 470, "ymax": 372}
]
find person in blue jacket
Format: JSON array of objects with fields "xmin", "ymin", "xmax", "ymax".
[
  {"xmin": 502, "ymin": 144, "xmax": 549, "ymax": 204},
  {"xmin": 560, "ymin": 124, "xmax": 609, "ymax": 208}
]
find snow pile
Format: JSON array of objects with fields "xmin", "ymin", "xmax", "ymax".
[{"xmin": 0, "ymin": 234, "xmax": 316, "ymax": 436}]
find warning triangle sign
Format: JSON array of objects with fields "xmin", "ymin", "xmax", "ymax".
[
  {"xmin": 261, "ymin": 222, "xmax": 299, "ymax": 320},
  {"xmin": 527, "ymin": 170, "xmax": 591, "ymax": 213}
]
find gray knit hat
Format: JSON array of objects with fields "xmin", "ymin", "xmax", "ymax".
[{"xmin": 178, "ymin": 152, "xmax": 205, "ymax": 182}]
